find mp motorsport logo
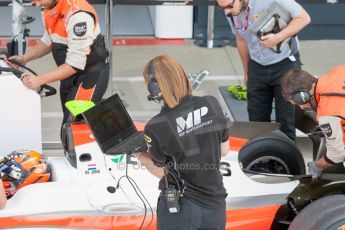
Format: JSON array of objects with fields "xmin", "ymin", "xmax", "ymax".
[
  {"xmin": 176, "ymin": 107, "xmax": 208, "ymax": 133},
  {"xmin": 176, "ymin": 106, "xmax": 212, "ymax": 137}
]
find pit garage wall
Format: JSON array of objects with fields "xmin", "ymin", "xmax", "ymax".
[
  {"xmin": 0, "ymin": 1, "xmax": 343, "ymax": 39},
  {"xmin": 193, "ymin": 2, "xmax": 345, "ymax": 41},
  {"xmin": 0, "ymin": 4, "xmax": 185, "ymax": 37},
  {"xmin": 0, "ymin": 5, "xmax": 110, "ymax": 36}
]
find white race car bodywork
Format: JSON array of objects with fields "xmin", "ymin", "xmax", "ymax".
[
  {"xmin": 0, "ymin": 138, "xmax": 299, "ymax": 217},
  {"xmin": 0, "ymin": 60, "xmax": 42, "ymax": 154}
]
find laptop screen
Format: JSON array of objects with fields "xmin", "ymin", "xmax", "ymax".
[{"xmin": 82, "ymin": 94, "xmax": 136, "ymax": 153}]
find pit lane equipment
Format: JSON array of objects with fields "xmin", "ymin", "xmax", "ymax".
[
  {"xmin": 227, "ymin": 85, "xmax": 247, "ymax": 100},
  {"xmin": 249, "ymin": 1, "xmax": 293, "ymax": 53},
  {"xmin": 7, "ymin": 0, "xmax": 35, "ymax": 56},
  {"xmin": 188, "ymin": 69, "xmax": 209, "ymax": 91}
]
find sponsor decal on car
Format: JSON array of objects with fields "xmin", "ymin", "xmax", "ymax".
[
  {"xmin": 111, "ymin": 154, "xmax": 125, "ymax": 164},
  {"xmin": 85, "ymin": 163, "xmax": 100, "ymax": 175}
]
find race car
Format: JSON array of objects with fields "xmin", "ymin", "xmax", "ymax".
[
  {"xmin": 0, "ymin": 60, "xmax": 345, "ymax": 229},
  {"xmin": 1, "ymin": 104, "xmax": 345, "ymax": 229}
]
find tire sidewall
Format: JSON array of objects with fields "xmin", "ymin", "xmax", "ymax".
[
  {"xmin": 239, "ymin": 131, "xmax": 306, "ymax": 175},
  {"xmin": 289, "ymin": 195, "xmax": 345, "ymax": 230}
]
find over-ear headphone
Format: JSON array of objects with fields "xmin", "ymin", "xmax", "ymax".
[
  {"xmin": 147, "ymin": 60, "xmax": 162, "ymax": 103},
  {"xmin": 290, "ymin": 90, "xmax": 310, "ymax": 105}
]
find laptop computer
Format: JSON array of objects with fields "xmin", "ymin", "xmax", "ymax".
[
  {"xmin": 249, "ymin": 1, "xmax": 292, "ymax": 53},
  {"xmin": 82, "ymin": 94, "xmax": 147, "ymax": 155}
]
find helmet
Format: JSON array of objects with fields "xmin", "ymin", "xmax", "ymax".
[{"xmin": 0, "ymin": 150, "xmax": 51, "ymax": 198}]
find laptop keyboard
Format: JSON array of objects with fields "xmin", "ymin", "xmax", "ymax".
[{"xmin": 112, "ymin": 132, "xmax": 146, "ymax": 154}]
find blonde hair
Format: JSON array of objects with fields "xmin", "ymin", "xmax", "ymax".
[{"xmin": 143, "ymin": 55, "xmax": 192, "ymax": 109}]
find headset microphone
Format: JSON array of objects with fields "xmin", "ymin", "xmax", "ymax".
[{"xmin": 147, "ymin": 94, "xmax": 156, "ymax": 102}]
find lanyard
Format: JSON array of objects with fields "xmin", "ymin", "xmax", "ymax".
[{"xmin": 243, "ymin": 6, "xmax": 250, "ymax": 31}]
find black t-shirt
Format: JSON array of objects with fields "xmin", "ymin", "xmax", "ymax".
[{"xmin": 144, "ymin": 95, "xmax": 230, "ymax": 209}]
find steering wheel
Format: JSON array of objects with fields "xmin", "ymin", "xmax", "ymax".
[{"xmin": 0, "ymin": 57, "xmax": 57, "ymax": 97}]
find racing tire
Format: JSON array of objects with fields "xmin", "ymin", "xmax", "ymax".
[
  {"xmin": 289, "ymin": 195, "xmax": 345, "ymax": 230},
  {"xmin": 239, "ymin": 130, "xmax": 306, "ymax": 175}
]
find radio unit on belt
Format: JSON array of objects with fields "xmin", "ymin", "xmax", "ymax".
[{"xmin": 163, "ymin": 168, "xmax": 181, "ymax": 214}]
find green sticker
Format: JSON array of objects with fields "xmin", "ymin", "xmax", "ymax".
[
  {"xmin": 111, "ymin": 154, "xmax": 125, "ymax": 163},
  {"xmin": 65, "ymin": 100, "xmax": 95, "ymax": 117}
]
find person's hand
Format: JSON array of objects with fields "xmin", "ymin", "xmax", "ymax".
[
  {"xmin": 307, "ymin": 161, "xmax": 323, "ymax": 178},
  {"xmin": 259, "ymin": 33, "xmax": 283, "ymax": 49},
  {"xmin": 21, "ymin": 72, "xmax": 43, "ymax": 89},
  {"xmin": 8, "ymin": 55, "xmax": 27, "ymax": 65}
]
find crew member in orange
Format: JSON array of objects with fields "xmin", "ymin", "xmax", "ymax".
[
  {"xmin": 281, "ymin": 66, "xmax": 345, "ymax": 177},
  {"xmin": 10, "ymin": 0, "xmax": 109, "ymax": 128}
]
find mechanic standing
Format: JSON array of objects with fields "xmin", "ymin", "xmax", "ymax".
[
  {"xmin": 132, "ymin": 55, "xmax": 230, "ymax": 230},
  {"xmin": 216, "ymin": 0, "xmax": 310, "ymax": 140},
  {"xmin": 281, "ymin": 66, "xmax": 345, "ymax": 177},
  {"xmin": 10, "ymin": 0, "xmax": 109, "ymax": 128}
]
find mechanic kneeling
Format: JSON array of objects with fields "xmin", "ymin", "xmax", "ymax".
[
  {"xmin": 132, "ymin": 55, "xmax": 230, "ymax": 230},
  {"xmin": 281, "ymin": 66, "xmax": 345, "ymax": 177}
]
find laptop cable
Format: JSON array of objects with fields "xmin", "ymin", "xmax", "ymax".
[
  {"xmin": 102, "ymin": 154, "xmax": 153, "ymax": 230},
  {"xmin": 115, "ymin": 159, "xmax": 153, "ymax": 230},
  {"xmin": 127, "ymin": 176, "xmax": 154, "ymax": 229}
]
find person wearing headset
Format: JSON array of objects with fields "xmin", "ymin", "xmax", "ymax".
[
  {"xmin": 281, "ymin": 66, "xmax": 345, "ymax": 177},
  {"xmin": 10, "ymin": 0, "xmax": 109, "ymax": 129},
  {"xmin": 0, "ymin": 179, "xmax": 6, "ymax": 209},
  {"xmin": 132, "ymin": 55, "xmax": 230, "ymax": 230},
  {"xmin": 216, "ymin": 0, "xmax": 310, "ymax": 141}
]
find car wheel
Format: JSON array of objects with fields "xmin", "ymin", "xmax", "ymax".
[
  {"xmin": 239, "ymin": 130, "xmax": 305, "ymax": 175},
  {"xmin": 289, "ymin": 195, "xmax": 345, "ymax": 230}
]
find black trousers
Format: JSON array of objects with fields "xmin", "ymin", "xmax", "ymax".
[
  {"xmin": 60, "ymin": 61, "xmax": 109, "ymax": 128},
  {"xmin": 247, "ymin": 54, "xmax": 301, "ymax": 140},
  {"xmin": 157, "ymin": 196, "xmax": 226, "ymax": 230}
]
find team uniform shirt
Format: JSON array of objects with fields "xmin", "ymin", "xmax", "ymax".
[
  {"xmin": 144, "ymin": 95, "xmax": 230, "ymax": 209},
  {"xmin": 41, "ymin": 0, "xmax": 102, "ymax": 70},
  {"xmin": 40, "ymin": 0, "xmax": 109, "ymax": 125},
  {"xmin": 226, "ymin": 0, "xmax": 303, "ymax": 65},
  {"xmin": 318, "ymin": 116, "xmax": 345, "ymax": 164},
  {"xmin": 315, "ymin": 66, "xmax": 345, "ymax": 164}
]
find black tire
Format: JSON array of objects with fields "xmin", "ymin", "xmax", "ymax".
[
  {"xmin": 239, "ymin": 130, "xmax": 306, "ymax": 175},
  {"xmin": 289, "ymin": 195, "xmax": 345, "ymax": 230}
]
